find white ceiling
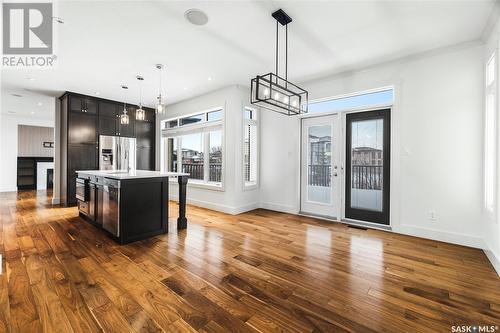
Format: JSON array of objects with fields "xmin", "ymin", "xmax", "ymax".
[{"xmin": 1, "ymin": 0, "xmax": 495, "ymax": 119}]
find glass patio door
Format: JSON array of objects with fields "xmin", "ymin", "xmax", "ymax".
[
  {"xmin": 301, "ymin": 115, "xmax": 340, "ymax": 218},
  {"xmin": 345, "ymin": 109, "xmax": 390, "ymax": 225}
]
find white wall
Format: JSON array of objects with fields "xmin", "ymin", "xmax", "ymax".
[
  {"xmin": 261, "ymin": 42, "xmax": 485, "ymax": 248},
  {"xmin": 0, "ymin": 114, "xmax": 55, "ymax": 192},
  {"xmin": 157, "ymin": 85, "xmax": 260, "ymax": 214}
]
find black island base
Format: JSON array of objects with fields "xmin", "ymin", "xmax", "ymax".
[{"xmin": 75, "ymin": 170, "xmax": 189, "ymax": 244}]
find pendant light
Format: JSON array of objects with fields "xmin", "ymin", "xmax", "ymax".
[
  {"xmin": 120, "ymin": 85, "xmax": 130, "ymax": 125},
  {"xmin": 136, "ymin": 75, "xmax": 145, "ymax": 121},
  {"xmin": 250, "ymin": 9, "xmax": 308, "ymax": 116},
  {"xmin": 156, "ymin": 64, "xmax": 165, "ymax": 115}
]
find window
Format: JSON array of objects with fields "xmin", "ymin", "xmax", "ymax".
[
  {"xmin": 209, "ymin": 131, "xmax": 222, "ymax": 182},
  {"xmin": 244, "ymin": 107, "xmax": 258, "ymax": 188},
  {"xmin": 162, "ymin": 108, "xmax": 224, "ymax": 187},
  {"xmin": 308, "ymin": 88, "xmax": 394, "ymax": 114},
  {"xmin": 207, "ymin": 110, "xmax": 223, "ymax": 122},
  {"xmin": 166, "ymin": 120, "xmax": 178, "ymax": 129},
  {"xmin": 180, "ymin": 113, "xmax": 205, "ymax": 126},
  {"xmin": 181, "ymin": 133, "xmax": 204, "ymax": 180},
  {"xmin": 485, "ymin": 53, "xmax": 497, "ymax": 213}
]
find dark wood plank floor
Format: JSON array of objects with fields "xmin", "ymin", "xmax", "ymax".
[{"xmin": 0, "ymin": 190, "xmax": 499, "ymax": 333}]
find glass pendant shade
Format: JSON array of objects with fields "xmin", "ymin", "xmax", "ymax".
[
  {"xmin": 156, "ymin": 95, "xmax": 165, "ymax": 114},
  {"xmin": 136, "ymin": 107, "xmax": 145, "ymax": 121},
  {"xmin": 120, "ymin": 108, "xmax": 129, "ymax": 125}
]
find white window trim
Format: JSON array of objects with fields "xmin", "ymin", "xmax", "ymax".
[
  {"xmin": 242, "ymin": 106, "xmax": 259, "ymax": 191},
  {"xmin": 161, "ymin": 107, "xmax": 225, "ymax": 191}
]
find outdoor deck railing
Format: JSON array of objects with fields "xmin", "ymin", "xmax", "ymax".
[
  {"xmin": 182, "ymin": 163, "xmax": 222, "ymax": 182},
  {"xmin": 308, "ymin": 164, "xmax": 383, "ymax": 190}
]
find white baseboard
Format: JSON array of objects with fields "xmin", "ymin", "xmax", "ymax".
[
  {"xmin": 169, "ymin": 195, "xmax": 259, "ymax": 215},
  {"xmin": 259, "ymin": 202, "xmax": 300, "ymax": 215},
  {"xmin": 0, "ymin": 187, "xmax": 17, "ymax": 193},
  {"xmin": 484, "ymin": 249, "xmax": 500, "ymax": 277},
  {"xmin": 392, "ymin": 224, "xmax": 485, "ymax": 249}
]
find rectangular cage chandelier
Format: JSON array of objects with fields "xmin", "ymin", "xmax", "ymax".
[{"xmin": 251, "ymin": 9, "xmax": 308, "ymax": 116}]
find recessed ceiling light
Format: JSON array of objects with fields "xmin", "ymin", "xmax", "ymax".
[
  {"xmin": 95, "ymin": 91, "xmax": 100, "ymax": 95},
  {"xmin": 185, "ymin": 9, "xmax": 208, "ymax": 26},
  {"xmin": 7, "ymin": 111, "xmax": 16, "ymax": 114},
  {"xmin": 183, "ymin": 87, "xmax": 188, "ymax": 90},
  {"xmin": 31, "ymin": 111, "xmax": 35, "ymax": 114},
  {"xmin": 37, "ymin": 102, "xmax": 43, "ymax": 106},
  {"xmin": 208, "ymin": 77, "xmax": 212, "ymax": 81},
  {"xmin": 27, "ymin": 77, "xmax": 35, "ymax": 81},
  {"xmin": 11, "ymin": 93, "xmax": 22, "ymax": 97}
]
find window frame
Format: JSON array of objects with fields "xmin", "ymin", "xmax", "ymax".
[
  {"xmin": 485, "ymin": 52, "xmax": 497, "ymax": 215},
  {"xmin": 161, "ymin": 107, "xmax": 225, "ymax": 191},
  {"xmin": 242, "ymin": 106, "xmax": 259, "ymax": 190}
]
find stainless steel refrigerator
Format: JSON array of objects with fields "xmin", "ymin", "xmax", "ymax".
[{"xmin": 99, "ymin": 135, "xmax": 136, "ymax": 171}]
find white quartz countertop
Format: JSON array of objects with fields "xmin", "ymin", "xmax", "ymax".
[{"xmin": 76, "ymin": 170, "xmax": 189, "ymax": 180}]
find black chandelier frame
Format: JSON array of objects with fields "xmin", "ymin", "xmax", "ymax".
[{"xmin": 250, "ymin": 9, "xmax": 309, "ymax": 116}]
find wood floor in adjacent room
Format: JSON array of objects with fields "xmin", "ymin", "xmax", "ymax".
[{"xmin": 0, "ymin": 191, "xmax": 499, "ymax": 333}]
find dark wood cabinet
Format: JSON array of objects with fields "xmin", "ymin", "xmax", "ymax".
[
  {"xmin": 61, "ymin": 91, "xmax": 156, "ymax": 205},
  {"xmin": 99, "ymin": 101, "xmax": 119, "ymax": 117},
  {"xmin": 70, "ymin": 95, "xmax": 97, "ymax": 114},
  {"xmin": 67, "ymin": 144, "xmax": 98, "ymax": 204},
  {"xmin": 68, "ymin": 112, "xmax": 97, "ymax": 144},
  {"xmin": 137, "ymin": 147, "xmax": 154, "ymax": 170},
  {"xmin": 86, "ymin": 98, "xmax": 98, "ymax": 114},
  {"xmin": 136, "ymin": 121, "xmax": 155, "ymax": 148},
  {"xmin": 99, "ymin": 116, "xmax": 117, "ymax": 136}
]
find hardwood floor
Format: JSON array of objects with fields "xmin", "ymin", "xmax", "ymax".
[{"xmin": 0, "ymin": 190, "xmax": 499, "ymax": 333}]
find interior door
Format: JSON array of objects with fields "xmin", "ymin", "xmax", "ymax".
[
  {"xmin": 301, "ymin": 115, "xmax": 340, "ymax": 218},
  {"xmin": 345, "ymin": 109, "xmax": 390, "ymax": 225}
]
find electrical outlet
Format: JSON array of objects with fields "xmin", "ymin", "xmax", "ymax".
[{"xmin": 428, "ymin": 210, "xmax": 437, "ymax": 221}]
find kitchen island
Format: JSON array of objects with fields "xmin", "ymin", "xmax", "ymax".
[{"xmin": 76, "ymin": 170, "xmax": 189, "ymax": 244}]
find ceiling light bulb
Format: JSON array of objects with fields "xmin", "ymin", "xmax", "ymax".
[
  {"xmin": 263, "ymin": 88, "xmax": 270, "ymax": 97},
  {"xmin": 291, "ymin": 100, "xmax": 297, "ymax": 107},
  {"xmin": 283, "ymin": 96, "xmax": 289, "ymax": 104},
  {"xmin": 208, "ymin": 77, "xmax": 212, "ymax": 81},
  {"xmin": 274, "ymin": 92, "xmax": 280, "ymax": 100},
  {"xmin": 157, "ymin": 103, "xmax": 163, "ymax": 113},
  {"xmin": 31, "ymin": 111, "xmax": 35, "ymax": 114}
]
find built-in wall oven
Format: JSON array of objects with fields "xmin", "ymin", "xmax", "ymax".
[{"xmin": 102, "ymin": 178, "xmax": 120, "ymax": 237}]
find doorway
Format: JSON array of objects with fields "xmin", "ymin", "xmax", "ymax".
[
  {"xmin": 300, "ymin": 115, "xmax": 340, "ymax": 218},
  {"xmin": 300, "ymin": 108, "xmax": 391, "ymax": 226}
]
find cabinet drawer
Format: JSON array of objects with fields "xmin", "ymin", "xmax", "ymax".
[{"xmin": 78, "ymin": 200, "xmax": 90, "ymax": 215}]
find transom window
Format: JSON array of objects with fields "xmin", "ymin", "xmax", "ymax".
[{"xmin": 308, "ymin": 88, "xmax": 394, "ymax": 114}]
